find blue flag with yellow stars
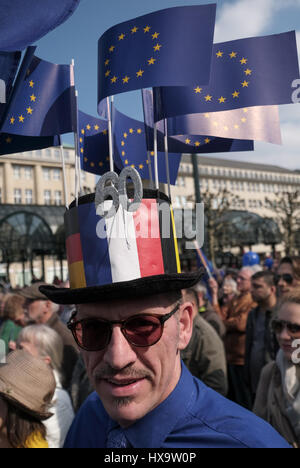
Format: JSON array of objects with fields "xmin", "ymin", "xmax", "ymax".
[
  {"xmin": 97, "ymin": 4, "xmax": 216, "ymax": 116},
  {"xmin": 78, "ymin": 110, "xmax": 121, "ymax": 176},
  {"xmin": 0, "ymin": 0, "xmax": 80, "ymax": 51},
  {"xmin": 153, "ymin": 31, "xmax": 299, "ymax": 121},
  {"xmin": 0, "ymin": 133, "xmax": 60, "ymax": 156},
  {"xmin": 165, "ymin": 135, "xmax": 254, "ymax": 154},
  {"xmin": 113, "ymin": 106, "xmax": 181, "ymax": 185},
  {"xmin": 1, "ymin": 56, "xmax": 77, "ymax": 137},
  {"xmin": 0, "ymin": 51, "xmax": 21, "ymax": 124}
]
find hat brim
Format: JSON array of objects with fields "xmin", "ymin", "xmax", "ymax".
[
  {"xmin": 39, "ymin": 269, "xmax": 204, "ymax": 305},
  {"xmin": 0, "ymin": 391, "xmax": 53, "ymax": 421}
]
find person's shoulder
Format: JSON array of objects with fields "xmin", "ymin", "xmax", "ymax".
[
  {"xmin": 186, "ymin": 378, "xmax": 290, "ymax": 448},
  {"xmin": 64, "ymin": 392, "xmax": 108, "ymax": 448}
]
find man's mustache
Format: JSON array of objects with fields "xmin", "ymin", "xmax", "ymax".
[{"xmin": 93, "ymin": 364, "xmax": 151, "ymax": 381}]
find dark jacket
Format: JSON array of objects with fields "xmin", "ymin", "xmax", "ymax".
[
  {"xmin": 46, "ymin": 312, "xmax": 79, "ymax": 389},
  {"xmin": 181, "ymin": 314, "xmax": 228, "ymax": 396},
  {"xmin": 199, "ymin": 303, "xmax": 226, "ymax": 339}
]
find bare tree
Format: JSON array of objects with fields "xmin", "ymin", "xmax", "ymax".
[
  {"xmin": 200, "ymin": 188, "xmax": 242, "ymax": 265},
  {"xmin": 265, "ymin": 190, "xmax": 300, "ymax": 256}
]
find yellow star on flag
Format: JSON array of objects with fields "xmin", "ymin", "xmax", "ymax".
[
  {"xmin": 195, "ymin": 141, "xmax": 201, "ymax": 147},
  {"xmin": 139, "ymin": 164, "xmax": 144, "ymax": 169},
  {"xmin": 218, "ymin": 96, "xmax": 226, "ymax": 103},
  {"xmin": 94, "ymin": 125, "xmax": 99, "ymax": 131},
  {"xmin": 125, "ymin": 159, "xmax": 129, "ymax": 165},
  {"xmin": 30, "ymin": 94, "xmax": 36, "ymax": 102},
  {"xmin": 19, "ymin": 115, "xmax": 25, "ymax": 123},
  {"xmin": 241, "ymin": 117, "xmax": 247, "ymax": 123},
  {"xmin": 230, "ymin": 52, "xmax": 237, "ymax": 58},
  {"xmin": 129, "ymin": 128, "xmax": 134, "ymax": 134},
  {"xmin": 205, "ymin": 138, "xmax": 211, "ymax": 144},
  {"xmin": 102, "ymin": 129, "xmax": 108, "ymax": 135},
  {"xmin": 123, "ymin": 76, "xmax": 130, "ymax": 84},
  {"xmin": 109, "ymin": 46, "xmax": 115, "ymax": 53},
  {"xmin": 185, "ymin": 138, "xmax": 191, "ymax": 144},
  {"xmin": 10, "ymin": 117, "xmax": 15, "ymax": 124},
  {"xmin": 105, "ymin": 70, "xmax": 111, "ymax": 78},
  {"xmin": 152, "ymin": 32, "xmax": 160, "ymax": 39},
  {"xmin": 29, "ymin": 80, "xmax": 34, "ymax": 88},
  {"xmin": 136, "ymin": 69, "xmax": 144, "ymax": 78},
  {"xmin": 205, "ymin": 95, "xmax": 212, "ymax": 102},
  {"xmin": 131, "ymin": 26, "xmax": 138, "ymax": 33},
  {"xmin": 105, "ymin": 59, "xmax": 110, "ymax": 66},
  {"xmin": 137, "ymin": 129, "xmax": 142, "ymax": 134},
  {"xmin": 148, "ymin": 57, "xmax": 156, "ymax": 65},
  {"xmin": 194, "ymin": 87, "xmax": 202, "ymax": 94},
  {"xmin": 144, "ymin": 26, "xmax": 151, "ymax": 33},
  {"xmin": 153, "ymin": 44, "xmax": 162, "ymax": 52},
  {"xmin": 6, "ymin": 137, "xmax": 12, "ymax": 143},
  {"xmin": 123, "ymin": 133, "xmax": 128, "ymax": 138},
  {"xmin": 99, "ymin": 162, "xmax": 104, "ymax": 167},
  {"xmin": 216, "ymin": 51, "xmax": 223, "ymax": 58},
  {"xmin": 26, "ymin": 107, "xmax": 33, "ymax": 114},
  {"xmin": 118, "ymin": 33, "xmax": 125, "ymax": 40},
  {"xmin": 121, "ymin": 141, "xmax": 125, "ymax": 146},
  {"xmin": 240, "ymin": 58, "xmax": 248, "ymax": 64},
  {"xmin": 232, "ymin": 91, "xmax": 240, "ymax": 98},
  {"xmin": 241, "ymin": 80, "xmax": 249, "ymax": 87},
  {"xmin": 111, "ymin": 76, "xmax": 118, "ymax": 83},
  {"xmin": 244, "ymin": 69, "xmax": 252, "ymax": 76}
]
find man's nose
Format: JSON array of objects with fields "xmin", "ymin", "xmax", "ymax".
[{"xmin": 102, "ymin": 325, "xmax": 137, "ymax": 370}]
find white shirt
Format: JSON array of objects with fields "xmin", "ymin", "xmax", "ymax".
[{"xmin": 44, "ymin": 370, "xmax": 75, "ymax": 448}]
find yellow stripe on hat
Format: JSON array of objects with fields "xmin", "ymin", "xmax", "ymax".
[
  {"xmin": 69, "ymin": 261, "xmax": 87, "ymax": 289},
  {"xmin": 170, "ymin": 207, "xmax": 181, "ymax": 273}
]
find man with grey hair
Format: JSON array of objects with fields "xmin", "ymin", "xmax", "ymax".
[
  {"xmin": 214, "ymin": 266, "xmax": 256, "ymax": 409},
  {"xmin": 18, "ymin": 282, "xmax": 79, "ymax": 389}
]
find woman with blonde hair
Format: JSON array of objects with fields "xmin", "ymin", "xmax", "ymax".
[
  {"xmin": 18, "ymin": 325, "xmax": 74, "ymax": 448},
  {"xmin": 253, "ymin": 290, "xmax": 300, "ymax": 448}
]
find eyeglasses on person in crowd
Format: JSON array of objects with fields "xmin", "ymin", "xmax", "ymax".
[
  {"xmin": 274, "ymin": 274, "xmax": 294, "ymax": 285},
  {"xmin": 271, "ymin": 319, "xmax": 300, "ymax": 335},
  {"xmin": 67, "ymin": 304, "xmax": 180, "ymax": 352}
]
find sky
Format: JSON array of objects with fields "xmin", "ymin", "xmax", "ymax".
[{"xmin": 34, "ymin": 0, "xmax": 300, "ymax": 170}]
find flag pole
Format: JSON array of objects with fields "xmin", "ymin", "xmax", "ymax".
[
  {"xmin": 193, "ymin": 240, "xmax": 213, "ymax": 278},
  {"xmin": 141, "ymin": 90, "xmax": 154, "ymax": 189},
  {"xmin": 107, "ymin": 96, "xmax": 114, "ymax": 172},
  {"xmin": 153, "ymin": 122, "xmax": 159, "ymax": 190},
  {"xmin": 164, "ymin": 119, "xmax": 171, "ymax": 199},
  {"xmin": 58, "ymin": 136, "xmax": 69, "ymax": 209}
]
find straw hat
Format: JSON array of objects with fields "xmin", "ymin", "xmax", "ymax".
[{"xmin": 0, "ymin": 350, "xmax": 56, "ymax": 420}]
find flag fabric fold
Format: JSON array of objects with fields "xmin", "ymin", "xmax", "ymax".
[
  {"xmin": 0, "ymin": 0, "xmax": 81, "ymax": 51},
  {"xmin": 154, "ymin": 31, "xmax": 299, "ymax": 121},
  {"xmin": 166, "ymin": 106, "xmax": 282, "ymax": 145},
  {"xmin": 0, "ymin": 133, "xmax": 60, "ymax": 156},
  {"xmin": 98, "ymin": 4, "xmax": 216, "ymax": 116},
  {"xmin": 1, "ymin": 56, "xmax": 77, "ymax": 137}
]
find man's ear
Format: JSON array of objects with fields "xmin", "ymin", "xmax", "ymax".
[{"xmin": 177, "ymin": 302, "xmax": 194, "ymax": 351}]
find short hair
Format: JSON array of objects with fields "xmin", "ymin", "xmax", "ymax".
[
  {"xmin": 193, "ymin": 282, "xmax": 208, "ymax": 296},
  {"xmin": 279, "ymin": 256, "xmax": 300, "ymax": 280},
  {"xmin": 2, "ymin": 294, "xmax": 25, "ymax": 321},
  {"xmin": 184, "ymin": 288, "xmax": 199, "ymax": 309},
  {"xmin": 18, "ymin": 325, "xmax": 63, "ymax": 374},
  {"xmin": 240, "ymin": 266, "xmax": 255, "ymax": 277},
  {"xmin": 223, "ymin": 278, "xmax": 238, "ymax": 294},
  {"xmin": 252, "ymin": 271, "xmax": 276, "ymax": 287}
]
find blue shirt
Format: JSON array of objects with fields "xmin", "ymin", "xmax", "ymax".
[{"xmin": 64, "ymin": 363, "xmax": 290, "ymax": 448}]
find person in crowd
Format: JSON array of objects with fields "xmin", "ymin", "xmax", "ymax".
[
  {"xmin": 253, "ymin": 291, "xmax": 300, "ymax": 448},
  {"xmin": 221, "ymin": 277, "xmax": 238, "ymax": 307},
  {"xmin": 18, "ymin": 282, "xmax": 79, "ymax": 389},
  {"xmin": 39, "ymin": 189, "xmax": 290, "ymax": 448},
  {"xmin": 0, "ymin": 294, "xmax": 26, "ymax": 354},
  {"xmin": 17, "ymin": 324, "xmax": 75, "ymax": 448},
  {"xmin": 245, "ymin": 271, "xmax": 278, "ymax": 403},
  {"xmin": 69, "ymin": 354, "xmax": 94, "ymax": 413},
  {"xmin": 215, "ymin": 266, "xmax": 256, "ymax": 408},
  {"xmin": 276, "ymin": 256, "xmax": 300, "ymax": 298},
  {"xmin": 181, "ymin": 289, "xmax": 228, "ymax": 396},
  {"xmin": 0, "ymin": 350, "xmax": 56, "ymax": 448},
  {"xmin": 193, "ymin": 282, "xmax": 226, "ymax": 338}
]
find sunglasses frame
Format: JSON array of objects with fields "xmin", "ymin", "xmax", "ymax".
[
  {"xmin": 271, "ymin": 319, "xmax": 300, "ymax": 335},
  {"xmin": 67, "ymin": 303, "xmax": 180, "ymax": 351},
  {"xmin": 275, "ymin": 273, "xmax": 294, "ymax": 285}
]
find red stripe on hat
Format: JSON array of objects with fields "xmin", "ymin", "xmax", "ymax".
[
  {"xmin": 133, "ymin": 199, "xmax": 165, "ymax": 278},
  {"xmin": 66, "ymin": 233, "xmax": 84, "ymax": 265}
]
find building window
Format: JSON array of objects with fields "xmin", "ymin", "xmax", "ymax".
[
  {"xmin": 44, "ymin": 190, "xmax": 51, "ymax": 205},
  {"xmin": 24, "ymin": 166, "xmax": 33, "ymax": 180},
  {"xmin": 43, "ymin": 168, "xmax": 51, "ymax": 181},
  {"xmin": 54, "ymin": 149, "xmax": 60, "ymax": 160},
  {"xmin": 45, "ymin": 149, "xmax": 52, "ymax": 158},
  {"xmin": 54, "ymin": 190, "xmax": 62, "ymax": 206},
  {"xmin": 25, "ymin": 189, "xmax": 33, "ymax": 204},
  {"xmin": 13, "ymin": 165, "xmax": 21, "ymax": 179},
  {"xmin": 53, "ymin": 168, "xmax": 61, "ymax": 181},
  {"xmin": 14, "ymin": 189, "xmax": 22, "ymax": 204}
]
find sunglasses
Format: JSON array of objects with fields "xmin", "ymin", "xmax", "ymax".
[
  {"xmin": 67, "ymin": 304, "xmax": 180, "ymax": 352},
  {"xmin": 275, "ymin": 274, "xmax": 294, "ymax": 285},
  {"xmin": 271, "ymin": 319, "xmax": 300, "ymax": 335}
]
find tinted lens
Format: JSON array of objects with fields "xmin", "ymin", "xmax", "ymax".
[
  {"xmin": 124, "ymin": 315, "xmax": 163, "ymax": 346},
  {"xmin": 287, "ymin": 323, "xmax": 300, "ymax": 334},
  {"xmin": 73, "ymin": 320, "xmax": 111, "ymax": 351},
  {"xmin": 272, "ymin": 320, "xmax": 300, "ymax": 335},
  {"xmin": 275, "ymin": 274, "xmax": 293, "ymax": 285}
]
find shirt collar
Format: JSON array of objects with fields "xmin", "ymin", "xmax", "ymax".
[{"xmin": 107, "ymin": 363, "xmax": 197, "ymax": 448}]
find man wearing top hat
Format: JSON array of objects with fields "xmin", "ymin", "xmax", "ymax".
[{"xmin": 41, "ymin": 189, "xmax": 289, "ymax": 448}]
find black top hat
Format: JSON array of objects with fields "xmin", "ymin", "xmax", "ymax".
[{"xmin": 40, "ymin": 189, "xmax": 203, "ymax": 304}]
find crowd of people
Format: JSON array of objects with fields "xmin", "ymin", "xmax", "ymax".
[{"xmin": 0, "ymin": 255, "xmax": 299, "ymax": 447}]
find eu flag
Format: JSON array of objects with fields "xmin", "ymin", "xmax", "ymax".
[
  {"xmin": 98, "ymin": 4, "xmax": 216, "ymax": 115},
  {"xmin": 0, "ymin": 51, "xmax": 21, "ymax": 123},
  {"xmin": 154, "ymin": 31, "xmax": 299, "ymax": 120},
  {"xmin": 158, "ymin": 134, "xmax": 254, "ymax": 154},
  {"xmin": 165, "ymin": 106, "xmax": 282, "ymax": 145},
  {"xmin": 78, "ymin": 110, "xmax": 115, "ymax": 176},
  {"xmin": 0, "ymin": 133, "xmax": 60, "ymax": 156},
  {"xmin": 1, "ymin": 56, "xmax": 77, "ymax": 137},
  {"xmin": 113, "ymin": 106, "xmax": 181, "ymax": 185},
  {"xmin": 0, "ymin": 0, "xmax": 80, "ymax": 51}
]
